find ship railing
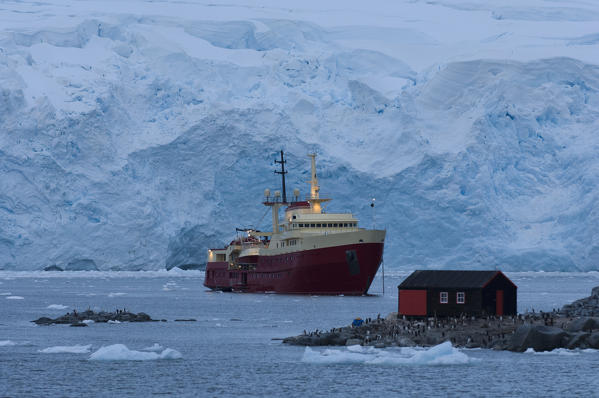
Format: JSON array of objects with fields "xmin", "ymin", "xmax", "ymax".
[
  {"xmin": 241, "ymin": 242, "xmax": 267, "ymax": 249},
  {"xmin": 304, "ymin": 193, "xmax": 332, "ymax": 200},
  {"xmin": 263, "ymin": 196, "xmax": 285, "ymax": 204}
]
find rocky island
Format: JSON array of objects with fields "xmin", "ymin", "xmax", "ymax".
[
  {"xmin": 33, "ymin": 309, "xmax": 157, "ymax": 326},
  {"xmin": 283, "ymin": 286, "xmax": 599, "ymax": 352}
]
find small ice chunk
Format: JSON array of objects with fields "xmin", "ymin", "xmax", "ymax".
[
  {"xmin": 0, "ymin": 292, "xmax": 12, "ymax": 296},
  {"xmin": 47, "ymin": 304, "xmax": 68, "ymax": 310},
  {"xmin": 40, "ymin": 344, "xmax": 92, "ymax": 354},
  {"xmin": 82, "ymin": 319, "xmax": 95, "ymax": 324},
  {"xmin": 108, "ymin": 292, "xmax": 126, "ymax": 297},
  {"xmin": 142, "ymin": 343, "xmax": 164, "ymax": 352},
  {"xmin": 89, "ymin": 344, "xmax": 182, "ymax": 361},
  {"xmin": 107, "ymin": 320, "xmax": 121, "ymax": 324},
  {"xmin": 6, "ymin": 296, "xmax": 24, "ymax": 300},
  {"xmin": 532, "ymin": 348, "xmax": 579, "ymax": 356}
]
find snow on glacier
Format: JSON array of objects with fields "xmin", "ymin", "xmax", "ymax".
[{"xmin": 1, "ymin": 0, "xmax": 599, "ymax": 271}]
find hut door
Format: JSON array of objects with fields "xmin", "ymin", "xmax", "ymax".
[{"xmin": 496, "ymin": 290, "xmax": 504, "ymax": 316}]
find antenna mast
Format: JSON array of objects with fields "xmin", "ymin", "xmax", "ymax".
[{"xmin": 274, "ymin": 150, "xmax": 288, "ymax": 204}]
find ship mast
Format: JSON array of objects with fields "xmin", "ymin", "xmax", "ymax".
[
  {"xmin": 262, "ymin": 151, "xmax": 289, "ymax": 235},
  {"xmin": 274, "ymin": 150, "xmax": 288, "ymax": 204}
]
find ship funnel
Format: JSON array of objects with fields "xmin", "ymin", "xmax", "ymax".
[
  {"xmin": 264, "ymin": 188, "xmax": 271, "ymax": 199},
  {"xmin": 293, "ymin": 188, "xmax": 300, "ymax": 200},
  {"xmin": 274, "ymin": 190, "xmax": 281, "ymax": 198}
]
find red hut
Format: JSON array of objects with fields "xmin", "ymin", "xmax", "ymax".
[{"xmin": 397, "ymin": 270, "xmax": 517, "ymax": 317}]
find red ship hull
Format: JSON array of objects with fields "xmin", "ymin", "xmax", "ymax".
[{"xmin": 204, "ymin": 242, "xmax": 384, "ymax": 295}]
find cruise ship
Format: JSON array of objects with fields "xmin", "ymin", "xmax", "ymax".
[{"xmin": 204, "ymin": 152, "xmax": 386, "ymax": 295}]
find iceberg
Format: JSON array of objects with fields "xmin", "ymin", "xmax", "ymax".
[
  {"xmin": 89, "ymin": 344, "xmax": 182, "ymax": 361},
  {"xmin": 302, "ymin": 342, "xmax": 476, "ymax": 366}
]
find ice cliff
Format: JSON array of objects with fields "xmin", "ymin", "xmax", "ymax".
[{"xmin": 1, "ymin": 0, "xmax": 599, "ymax": 270}]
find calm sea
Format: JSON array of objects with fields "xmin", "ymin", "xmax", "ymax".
[{"xmin": 1, "ymin": 271, "xmax": 599, "ymax": 397}]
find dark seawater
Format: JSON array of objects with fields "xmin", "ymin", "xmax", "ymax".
[{"xmin": 1, "ymin": 271, "xmax": 599, "ymax": 397}]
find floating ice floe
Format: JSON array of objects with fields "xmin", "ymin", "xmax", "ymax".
[
  {"xmin": 523, "ymin": 347, "xmax": 598, "ymax": 356},
  {"xmin": 107, "ymin": 320, "xmax": 121, "ymax": 324},
  {"xmin": 6, "ymin": 296, "xmax": 24, "ymax": 300},
  {"xmin": 82, "ymin": 319, "xmax": 95, "ymax": 324},
  {"xmin": 0, "ymin": 292, "xmax": 11, "ymax": 296},
  {"xmin": 302, "ymin": 341, "xmax": 477, "ymax": 366},
  {"xmin": 0, "ymin": 340, "xmax": 31, "ymax": 347},
  {"xmin": 162, "ymin": 281, "xmax": 178, "ymax": 291},
  {"xmin": 47, "ymin": 304, "xmax": 68, "ymax": 310},
  {"xmin": 108, "ymin": 292, "xmax": 127, "ymax": 297},
  {"xmin": 89, "ymin": 344, "xmax": 182, "ymax": 361},
  {"xmin": 39, "ymin": 344, "xmax": 92, "ymax": 354}
]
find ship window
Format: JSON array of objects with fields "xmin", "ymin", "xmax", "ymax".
[
  {"xmin": 310, "ymin": 224, "xmax": 315, "ymax": 227},
  {"xmin": 328, "ymin": 223, "xmax": 332, "ymax": 227},
  {"xmin": 299, "ymin": 223, "xmax": 303, "ymax": 227},
  {"xmin": 316, "ymin": 223, "xmax": 321, "ymax": 227}
]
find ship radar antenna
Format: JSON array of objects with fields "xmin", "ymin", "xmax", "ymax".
[{"xmin": 274, "ymin": 150, "xmax": 288, "ymax": 204}]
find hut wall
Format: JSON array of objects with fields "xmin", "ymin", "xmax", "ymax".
[
  {"xmin": 427, "ymin": 289, "xmax": 482, "ymax": 317},
  {"xmin": 482, "ymin": 275, "xmax": 517, "ymax": 315}
]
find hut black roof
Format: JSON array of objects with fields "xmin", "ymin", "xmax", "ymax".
[{"xmin": 398, "ymin": 270, "xmax": 515, "ymax": 289}]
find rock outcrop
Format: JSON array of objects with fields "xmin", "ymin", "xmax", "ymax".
[
  {"xmin": 33, "ymin": 309, "xmax": 154, "ymax": 325},
  {"xmin": 284, "ymin": 286, "xmax": 599, "ymax": 353},
  {"xmin": 565, "ymin": 317, "xmax": 599, "ymax": 333},
  {"xmin": 508, "ymin": 325, "xmax": 568, "ymax": 352},
  {"xmin": 43, "ymin": 265, "xmax": 63, "ymax": 271},
  {"xmin": 64, "ymin": 259, "xmax": 99, "ymax": 271},
  {"xmin": 560, "ymin": 287, "xmax": 599, "ymax": 317}
]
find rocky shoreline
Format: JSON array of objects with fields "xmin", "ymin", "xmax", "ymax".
[
  {"xmin": 283, "ymin": 286, "xmax": 599, "ymax": 352},
  {"xmin": 33, "ymin": 309, "xmax": 159, "ymax": 326}
]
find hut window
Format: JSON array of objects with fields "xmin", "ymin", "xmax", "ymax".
[
  {"xmin": 440, "ymin": 292, "xmax": 448, "ymax": 304},
  {"xmin": 457, "ymin": 292, "xmax": 465, "ymax": 304}
]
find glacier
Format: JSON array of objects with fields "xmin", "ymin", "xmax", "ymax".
[{"xmin": 1, "ymin": 0, "xmax": 599, "ymax": 271}]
